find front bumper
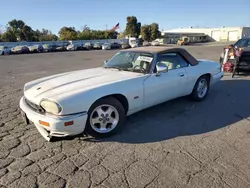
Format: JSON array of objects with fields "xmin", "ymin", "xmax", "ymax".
[{"xmin": 19, "ymin": 97, "xmax": 88, "ymax": 141}]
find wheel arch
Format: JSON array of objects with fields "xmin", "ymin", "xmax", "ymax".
[
  {"xmin": 191, "ymin": 73, "xmax": 212, "ymax": 92},
  {"xmin": 91, "ymin": 94, "xmax": 129, "ymax": 115},
  {"xmin": 201, "ymin": 73, "xmax": 212, "ymax": 84}
]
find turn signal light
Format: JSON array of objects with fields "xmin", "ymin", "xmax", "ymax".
[
  {"xmin": 65, "ymin": 121, "xmax": 74, "ymax": 126},
  {"xmin": 39, "ymin": 120, "xmax": 50, "ymax": 127}
]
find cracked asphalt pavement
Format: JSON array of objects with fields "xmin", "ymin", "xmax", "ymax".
[{"xmin": 0, "ymin": 44, "xmax": 250, "ymax": 188}]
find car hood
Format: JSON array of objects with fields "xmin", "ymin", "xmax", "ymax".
[
  {"xmin": 24, "ymin": 67, "xmax": 142, "ymax": 104},
  {"xmin": 242, "ymin": 47, "xmax": 250, "ymax": 52}
]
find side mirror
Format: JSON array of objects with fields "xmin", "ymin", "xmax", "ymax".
[
  {"xmin": 103, "ymin": 60, "xmax": 108, "ymax": 64},
  {"xmin": 156, "ymin": 63, "xmax": 168, "ymax": 76}
]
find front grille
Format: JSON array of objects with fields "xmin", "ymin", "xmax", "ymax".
[{"xmin": 24, "ymin": 97, "xmax": 45, "ymax": 114}]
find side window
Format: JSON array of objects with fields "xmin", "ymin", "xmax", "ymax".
[
  {"xmin": 244, "ymin": 39, "xmax": 250, "ymax": 47},
  {"xmin": 157, "ymin": 53, "xmax": 189, "ymax": 71}
]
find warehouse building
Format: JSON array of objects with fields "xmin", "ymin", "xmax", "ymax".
[
  {"xmin": 162, "ymin": 26, "xmax": 250, "ymax": 42},
  {"xmin": 161, "ymin": 32, "xmax": 208, "ymax": 44}
]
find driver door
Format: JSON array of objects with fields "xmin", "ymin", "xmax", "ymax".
[{"xmin": 143, "ymin": 53, "xmax": 189, "ymax": 108}]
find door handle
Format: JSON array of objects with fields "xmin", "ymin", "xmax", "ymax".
[{"xmin": 179, "ymin": 73, "xmax": 185, "ymax": 77}]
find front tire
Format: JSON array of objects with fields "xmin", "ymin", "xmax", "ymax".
[
  {"xmin": 190, "ymin": 76, "xmax": 210, "ymax": 101},
  {"xmin": 85, "ymin": 97, "xmax": 126, "ymax": 138}
]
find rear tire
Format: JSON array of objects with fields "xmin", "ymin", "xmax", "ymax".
[
  {"xmin": 190, "ymin": 75, "xmax": 210, "ymax": 101},
  {"xmin": 85, "ymin": 97, "xmax": 126, "ymax": 138}
]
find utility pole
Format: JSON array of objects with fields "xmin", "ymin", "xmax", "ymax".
[{"xmin": 105, "ymin": 24, "xmax": 108, "ymax": 30}]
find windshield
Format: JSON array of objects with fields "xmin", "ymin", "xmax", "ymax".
[
  {"xmin": 104, "ymin": 51, "xmax": 154, "ymax": 73},
  {"xmin": 234, "ymin": 38, "xmax": 250, "ymax": 48}
]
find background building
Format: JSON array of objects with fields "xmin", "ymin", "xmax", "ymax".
[
  {"xmin": 161, "ymin": 32, "xmax": 208, "ymax": 44},
  {"xmin": 162, "ymin": 26, "xmax": 250, "ymax": 42}
]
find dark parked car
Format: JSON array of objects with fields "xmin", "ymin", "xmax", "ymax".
[
  {"xmin": 220, "ymin": 38, "xmax": 250, "ymax": 77},
  {"xmin": 0, "ymin": 46, "xmax": 11, "ymax": 55},
  {"xmin": 111, "ymin": 42, "xmax": 121, "ymax": 49},
  {"xmin": 220, "ymin": 38, "xmax": 250, "ymax": 64},
  {"xmin": 42, "ymin": 44, "xmax": 57, "ymax": 52}
]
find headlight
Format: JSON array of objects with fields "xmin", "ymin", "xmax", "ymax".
[{"xmin": 40, "ymin": 99, "xmax": 62, "ymax": 115}]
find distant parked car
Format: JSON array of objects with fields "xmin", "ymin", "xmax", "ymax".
[
  {"xmin": 83, "ymin": 42, "xmax": 93, "ymax": 50},
  {"xmin": 42, "ymin": 44, "xmax": 57, "ymax": 52},
  {"xmin": 0, "ymin": 46, "xmax": 11, "ymax": 55},
  {"xmin": 151, "ymin": 40, "xmax": 160, "ymax": 46},
  {"xmin": 55, "ymin": 45, "xmax": 67, "ymax": 52},
  {"xmin": 111, "ymin": 42, "xmax": 121, "ymax": 49},
  {"xmin": 66, "ymin": 44, "xmax": 82, "ymax": 51},
  {"xmin": 143, "ymin": 41, "xmax": 151, "ymax": 46},
  {"xmin": 219, "ymin": 37, "xmax": 250, "ymax": 64},
  {"xmin": 121, "ymin": 43, "xmax": 131, "ymax": 49},
  {"xmin": 102, "ymin": 43, "xmax": 111, "ymax": 50},
  {"xmin": 93, "ymin": 42, "xmax": 102, "ymax": 50},
  {"xmin": 11, "ymin": 45, "xmax": 30, "ymax": 54},
  {"xmin": 28, "ymin": 45, "xmax": 44, "ymax": 53}
]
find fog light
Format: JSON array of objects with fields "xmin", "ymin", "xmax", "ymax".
[
  {"xmin": 39, "ymin": 120, "xmax": 50, "ymax": 127},
  {"xmin": 65, "ymin": 121, "xmax": 74, "ymax": 126}
]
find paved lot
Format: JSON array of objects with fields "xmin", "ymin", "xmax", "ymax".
[{"xmin": 0, "ymin": 45, "xmax": 250, "ymax": 188}]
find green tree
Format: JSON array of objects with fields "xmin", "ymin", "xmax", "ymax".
[
  {"xmin": 58, "ymin": 27, "xmax": 77, "ymax": 40},
  {"xmin": 77, "ymin": 24, "xmax": 118, "ymax": 40},
  {"xmin": 136, "ymin": 22, "xmax": 141, "ymax": 38},
  {"xmin": 140, "ymin": 25, "xmax": 151, "ymax": 41},
  {"xmin": 36, "ymin": 29, "xmax": 58, "ymax": 41},
  {"xmin": 8, "ymin": 19, "xmax": 31, "ymax": 41},
  {"xmin": 51, "ymin": 34, "xmax": 58, "ymax": 41},
  {"xmin": 8, "ymin": 19, "xmax": 24, "ymax": 39},
  {"xmin": 22, "ymin": 25, "xmax": 34, "ymax": 41},
  {"xmin": 149, "ymin": 23, "xmax": 161, "ymax": 41},
  {"xmin": 79, "ymin": 25, "xmax": 92, "ymax": 40},
  {"xmin": 1, "ymin": 28, "xmax": 17, "ymax": 42},
  {"xmin": 125, "ymin": 16, "xmax": 141, "ymax": 37}
]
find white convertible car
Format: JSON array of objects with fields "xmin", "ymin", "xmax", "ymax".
[{"xmin": 20, "ymin": 47, "xmax": 223, "ymax": 141}]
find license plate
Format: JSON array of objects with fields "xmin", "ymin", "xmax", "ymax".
[{"xmin": 21, "ymin": 110, "xmax": 30, "ymax": 125}]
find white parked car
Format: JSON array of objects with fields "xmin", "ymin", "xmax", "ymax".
[
  {"xmin": 151, "ymin": 40, "xmax": 160, "ymax": 46},
  {"xmin": 0, "ymin": 46, "xmax": 11, "ymax": 55},
  {"xmin": 66, "ymin": 44, "xmax": 81, "ymax": 51},
  {"xmin": 20, "ymin": 47, "xmax": 223, "ymax": 141},
  {"xmin": 102, "ymin": 43, "xmax": 111, "ymax": 50}
]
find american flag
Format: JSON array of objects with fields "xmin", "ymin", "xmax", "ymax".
[{"xmin": 112, "ymin": 23, "xmax": 119, "ymax": 31}]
